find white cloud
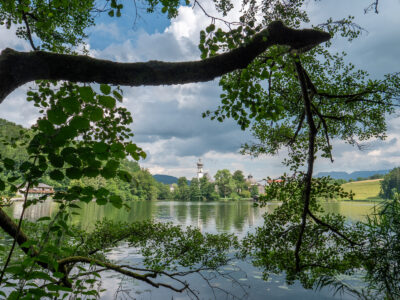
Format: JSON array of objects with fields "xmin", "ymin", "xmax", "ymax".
[{"xmin": 0, "ymin": 25, "xmax": 32, "ymax": 52}]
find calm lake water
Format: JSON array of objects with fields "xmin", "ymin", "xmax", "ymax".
[{"xmin": 4, "ymin": 200, "xmax": 378, "ymax": 299}]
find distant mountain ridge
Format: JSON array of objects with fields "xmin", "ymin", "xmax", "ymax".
[
  {"xmin": 152, "ymin": 174, "xmax": 179, "ymax": 185},
  {"xmin": 316, "ymin": 170, "xmax": 391, "ymax": 180},
  {"xmin": 153, "ymin": 174, "xmax": 191, "ymax": 185}
]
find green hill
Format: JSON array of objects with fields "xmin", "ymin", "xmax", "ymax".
[
  {"xmin": 341, "ymin": 179, "xmax": 383, "ymax": 201},
  {"xmin": 0, "ymin": 118, "xmax": 171, "ymax": 201}
]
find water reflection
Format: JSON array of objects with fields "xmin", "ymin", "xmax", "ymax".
[
  {"xmin": 3, "ymin": 200, "xmax": 377, "ymax": 299},
  {"xmin": 4, "ymin": 198, "xmax": 58, "ymax": 221},
  {"xmin": 69, "ymin": 201, "xmax": 270, "ymax": 237},
  {"xmin": 5, "ymin": 200, "xmax": 379, "ymax": 232}
]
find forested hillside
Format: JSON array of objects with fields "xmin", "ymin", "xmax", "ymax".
[{"xmin": 0, "ymin": 118, "xmax": 170, "ymax": 201}]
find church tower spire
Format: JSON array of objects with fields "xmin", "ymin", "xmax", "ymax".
[{"xmin": 197, "ymin": 159, "xmax": 204, "ymax": 179}]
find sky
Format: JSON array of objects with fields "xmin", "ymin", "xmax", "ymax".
[{"xmin": 1, "ymin": 0, "xmax": 400, "ymax": 180}]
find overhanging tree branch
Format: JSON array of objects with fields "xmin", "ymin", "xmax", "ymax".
[{"xmin": 0, "ymin": 21, "xmax": 330, "ymax": 103}]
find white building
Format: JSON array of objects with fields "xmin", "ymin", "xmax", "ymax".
[{"xmin": 197, "ymin": 159, "xmax": 204, "ymax": 179}]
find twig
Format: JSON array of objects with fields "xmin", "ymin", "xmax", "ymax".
[
  {"xmin": 306, "ymin": 209, "xmax": 362, "ymax": 246},
  {"xmin": 287, "ymin": 110, "xmax": 305, "ymax": 146},
  {"xmin": 0, "ymin": 180, "xmax": 32, "ymax": 284},
  {"xmin": 192, "ymin": 0, "xmax": 242, "ymax": 29},
  {"xmin": 310, "ymin": 103, "xmax": 334, "ymax": 163},
  {"xmin": 17, "ymin": 0, "xmax": 38, "ymax": 51}
]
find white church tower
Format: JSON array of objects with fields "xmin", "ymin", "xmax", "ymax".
[{"xmin": 197, "ymin": 159, "xmax": 204, "ymax": 179}]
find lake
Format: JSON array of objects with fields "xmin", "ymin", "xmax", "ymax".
[{"xmin": 4, "ymin": 200, "xmax": 378, "ymax": 299}]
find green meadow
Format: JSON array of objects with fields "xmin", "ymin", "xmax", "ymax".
[{"xmin": 340, "ymin": 179, "xmax": 383, "ymax": 201}]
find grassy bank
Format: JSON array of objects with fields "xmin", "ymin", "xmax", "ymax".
[{"xmin": 340, "ymin": 179, "xmax": 383, "ymax": 201}]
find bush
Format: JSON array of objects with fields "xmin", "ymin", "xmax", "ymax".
[{"xmin": 380, "ymin": 167, "xmax": 400, "ymax": 199}]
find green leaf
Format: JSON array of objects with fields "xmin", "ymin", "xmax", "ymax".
[
  {"xmin": 47, "ymin": 284, "xmax": 72, "ymax": 292},
  {"xmin": 83, "ymin": 167, "xmax": 99, "ymax": 178},
  {"xmin": 100, "ymin": 84, "xmax": 111, "ymax": 95},
  {"xmin": 79, "ymin": 86, "xmax": 94, "ymax": 103},
  {"xmin": 109, "ymin": 194, "xmax": 122, "ymax": 208},
  {"xmin": 47, "ymin": 107, "xmax": 67, "ymax": 125},
  {"xmin": 105, "ymin": 159, "xmax": 119, "ymax": 171},
  {"xmin": 87, "ymin": 158, "xmax": 102, "ymax": 169},
  {"xmin": 0, "ymin": 179, "xmax": 5, "ymax": 191},
  {"xmin": 96, "ymin": 198, "xmax": 107, "ymax": 205},
  {"xmin": 8, "ymin": 176, "xmax": 20, "ymax": 183},
  {"xmin": 3, "ymin": 158, "xmax": 15, "ymax": 170},
  {"xmin": 19, "ymin": 161, "xmax": 32, "ymax": 172},
  {"xmin": 50, "ymin": 170, "xmax": 64, "ymax": 180},
  {"xmin": 28, "ymin": 271, "xmax": 54, "ymax": 281},
  {"xmin": 52, "ymin": 126, "xmax": 78, "ymax": 146},
  {"xmin": 95, "ymin": 187, "xmax": 109, "ymax": 198},
  {"xmin": 99, "ymin": 95, "xmax": 116, "ymax": 108},
  {"xmin": 64, "ymin": 153, "xmax": 82, "ymax": 167},
  {"xmin": 37, "ymin": 119, "xmax": 55, "ymax": 134},
  {"xmin": 113, "ymin": 90, "xmax": 123, "ymax": 102},
  {"xmin": 61, "ymin": 147, "xmax": 76, "ymax": 157},
  {"xmin": 110, "ymin": 143, "xmax": 125, "ymax": 158},
  {"xmin": 89, "ymin": 107, "xmax": 104, "ymax": 121},
  {"xmin": 111, "ymin": 143, "xmax": 124, "ymax": 153},
  {"xmin": 68, "ymin": 203, "xmax": 81, "ymax": 209},
  {"xmin": 66, "ymin": 167, "xmax": 82, "ymax": 179},
  {"xmin": 93, "ymin": 142, "xmax": 108, "ymax": 153},
  {"xmin": 100, "ymin": 167, "xmax": 116, "ymax": 179},
  {"xmin": 118, "ymin": 170, "xmax": 132, "ymax": 182},
  {"xmin": 125, "ymin": 143, "xmax": 137, "ymax": 156},
  {"xmin": 69, "ymin": 116, "xmax": 90, "ymax": 130},
  {"xmin": 206, "ymin": 24, "xmax": 215, "ymax": 33},
  {"xmin": 48, "ymin": 154, "xmax": 64, "ymax": 168},
  {"xmin": 60, "ymin": 97, "xmax": 80, "ymax": 114}
]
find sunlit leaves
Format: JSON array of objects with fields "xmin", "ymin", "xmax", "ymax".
[{"xmin": 0, "ymin": 0, "xmax": 95, "ymax": 52}]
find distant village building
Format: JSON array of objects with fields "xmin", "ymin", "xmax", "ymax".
[
  {"xmin": 18, "ymin": 183, "xmax": 55, "ymax": 198},
  {"xmin": 246, "ymin": 174, "xmax": 265, "ymax": 195},
  {"xmin": 267, "ymin": 179, "xmax": 284, "ymax": 184},
  {"xmin": 197, "ymin": 159, "xmax": 204, "ymax": 179}
]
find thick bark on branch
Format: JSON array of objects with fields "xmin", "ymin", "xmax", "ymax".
[
  {"xmin": 0, "ymin": 208, "xmax": 48, "ymax": 270},
  {"xmin": 0, "ymin": 21, "xmax": 330, "ymax": 103}
]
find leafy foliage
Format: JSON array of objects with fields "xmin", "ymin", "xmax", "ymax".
[
  {"xmin": 380, "ymin": 167, "xmax": 400, "ymax": 199},
  {"xmin": 0, "ymin": 81, "xmax": 240, "ymax": 298},
  {"xmin": 0, "ymin": 118, "xmax": 169, "ymax": 202},
  {"xmin": 198, "ymin": 0, "xmax": 400, "ymax": 297},
  {"xmin": 0, "ymin": 0, "xmax": 95, "ymax": 52}
]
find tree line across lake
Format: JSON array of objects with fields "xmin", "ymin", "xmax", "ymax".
[{"xmin": 0, "ymin": 118, "xmax": 258, "ymax": 202}]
